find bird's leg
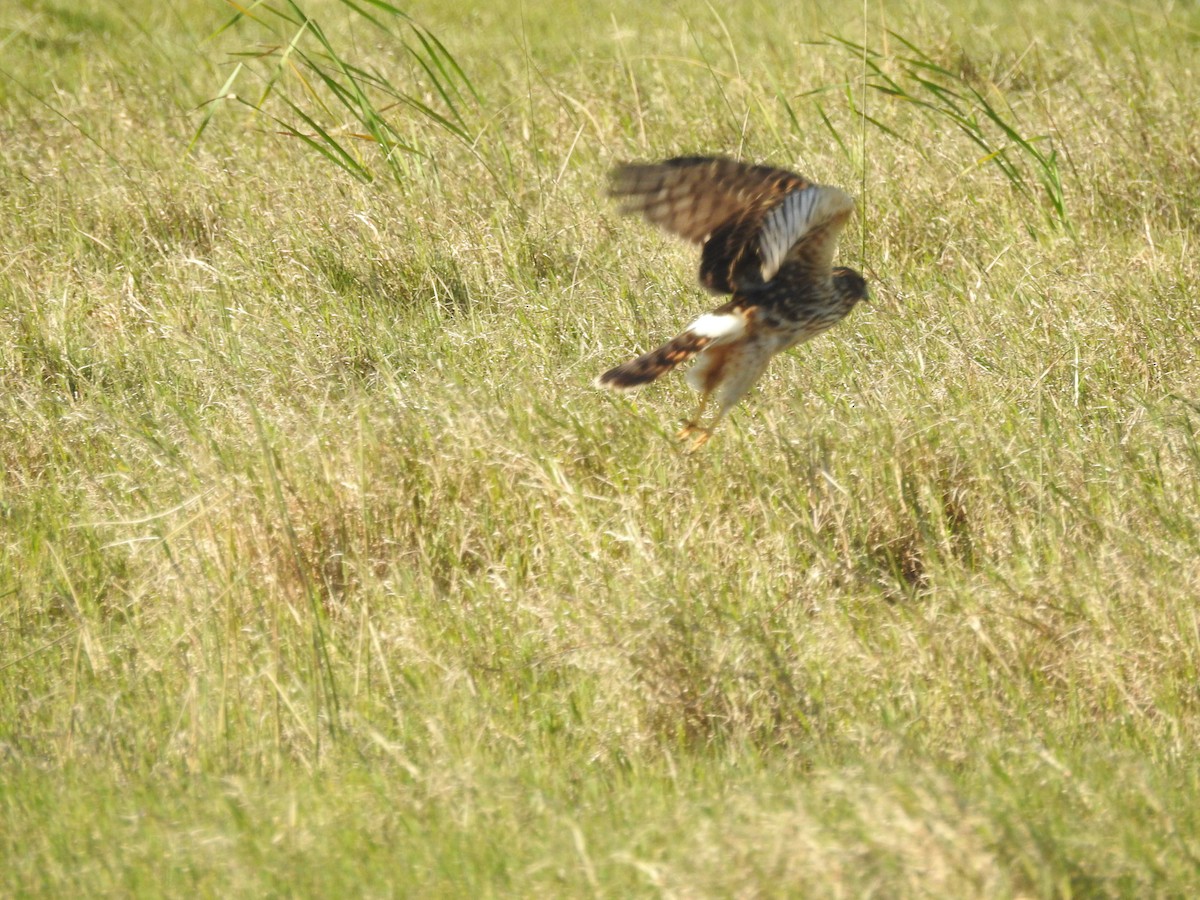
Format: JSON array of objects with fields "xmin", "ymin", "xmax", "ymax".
[
  {"xmin": 681, "ymin": 394, "xmax": 743, "ymax": 452},
  {"xmin": 676, "ymin": 394, "xmax": 711, "ymax": 442},
  {"xmin": 684, "ymin": 427, "xmax": 714, "ymax": 453}
]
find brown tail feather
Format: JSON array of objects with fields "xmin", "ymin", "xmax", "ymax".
[{"xmin": 597, "ymin": 331, "xmax": 712, "ymax": 391}]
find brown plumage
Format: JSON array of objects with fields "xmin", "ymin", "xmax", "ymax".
[
  {"xmin": 599, "ymin": 329, "xmax": 718, "ymax": 389},
  {"xmin": 597, "ymin": 156, "xmax": 869, "ymax": 448}
]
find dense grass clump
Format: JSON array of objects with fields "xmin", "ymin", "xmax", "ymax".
[{"xmin": 2, "ymin": 0, "xmax": 1200, "ymax": 895}]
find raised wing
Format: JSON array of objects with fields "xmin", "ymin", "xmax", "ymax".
[
  {"xmin": 695, "ymin": 184, "xmax": 854, "ymax": 294},
  {"xmin": 608, "ymin": 156, "xmax": 808, "ymax": 245},
  {"xmin": 757, "ymin": 185, "xmax": 855, "ymax": 281},
  {"xmin": 609, "ymin": 157, "xmax": 854, "ymax": 295}
]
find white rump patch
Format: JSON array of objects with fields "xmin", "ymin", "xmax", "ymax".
[
  {"xmin": 758, "ymin": 186, "xmax": 855, "ymax": 282},
  {"xmin": 688, "ymin": 311, "xmax": 746, "ymax": 341}
]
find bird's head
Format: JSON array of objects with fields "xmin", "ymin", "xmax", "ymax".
[{"xmin": 832, "ymin": 266, "xmax": 870, "ymax": 305}]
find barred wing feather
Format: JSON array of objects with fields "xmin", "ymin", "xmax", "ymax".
[{"xmin": 757, "ymin": 186, "xmax": 855, "ymax": 283}]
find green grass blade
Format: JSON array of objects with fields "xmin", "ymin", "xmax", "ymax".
[
  {"xmin": 188, "ymin": 61, "xmax": 245, "ymax": 153},
  {"xmin": 276, "ymin": 97, "xmax": 374, "ymax": 180},
  {"xmin": 814, "ymin": 101, "xmax": 850, "ymax": 158},
  {"xmin": 418, "ymin": 25, "xmax": 482, "ymax": 103}
]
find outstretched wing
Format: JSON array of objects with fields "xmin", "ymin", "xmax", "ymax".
[
  {"xmin": 756, "ymin": 185, "xmax": 856, "ymax": 281},
  {"xmin": 608, "ymin": 156, "xmax": 807, "ymax": 246},
  {"xmin": 699, "ymin": 184, "xmax": 855, "ymax": 294},
  {"xmin": 608, "ymin": 157, "xmax": 852, "ymax": 295}
]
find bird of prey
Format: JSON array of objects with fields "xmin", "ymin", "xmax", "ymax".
[{"xmin": 596, "ymin": 156, "xmax": 868, "ymax": 449}]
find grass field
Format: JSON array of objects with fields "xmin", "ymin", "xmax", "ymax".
[{"xmin": 3, "ymin": 0, "xmax": 1200, "ymax": 895}]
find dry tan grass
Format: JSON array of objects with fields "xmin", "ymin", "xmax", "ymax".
[{"xmin": 2, "ymin": 0, "xmax": 1200, "ymax": 895}]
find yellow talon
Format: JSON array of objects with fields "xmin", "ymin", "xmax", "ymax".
[
  {"xmin": 677, "ymin": 395, "xmax": 714, "ymax": 449},
  {"xmin": 676, "ymin": 422, "xmax": 713, "ymax": 451}
]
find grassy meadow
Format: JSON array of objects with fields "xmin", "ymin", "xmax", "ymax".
[{"xmin": 3, "ymin": 0, "xmax": 1200, "ymax": 894}]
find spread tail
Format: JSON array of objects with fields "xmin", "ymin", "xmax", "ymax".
[
  {"xmin": 596, "ymin": 309, "xmax": 748, "ymax": 391},
  {"xmin": 596, "ymin": 331, "xmax": 713, "ymax": 390}
]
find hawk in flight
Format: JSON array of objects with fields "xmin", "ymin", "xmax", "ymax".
[{"xmin": 597, "ymin": 156, "xmax": 868, "ymax": 448}]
